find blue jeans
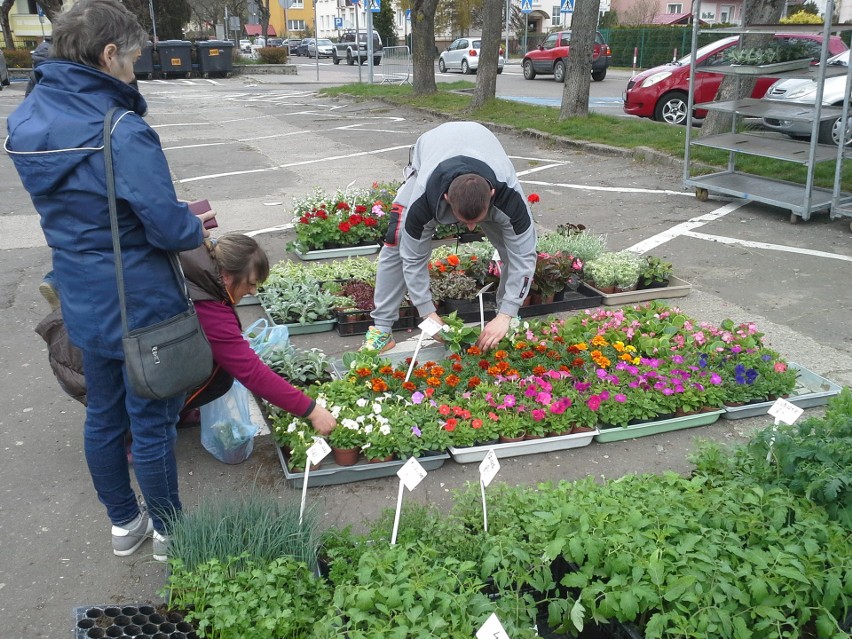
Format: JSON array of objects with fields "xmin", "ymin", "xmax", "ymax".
[{"xmin": 82, "ymin": 350, "xmax": 183, "ymax": 534}]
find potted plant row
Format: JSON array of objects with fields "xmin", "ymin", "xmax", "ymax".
[{"xmin": 285, "ymin": 181, "xmax": 399, "ymax": 259}]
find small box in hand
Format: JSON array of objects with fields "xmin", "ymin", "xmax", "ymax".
[{"xmin": 188, "ymin": 199, "xmax": 218, "ymax": 230}]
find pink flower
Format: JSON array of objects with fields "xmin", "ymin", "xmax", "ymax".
[
  {"xmin": 531, "ymin": 409, "xmax": 546, "ymax": 422},
  {"xmin": 615, "ymin": 393, "xmax": 627, "ymax": 403},
  {"xmin": 774, "ymin": 362, "xmax": 787, "ymax": 373},
  {"xmin": 587, "ymin": 395, "xmax": 601, "ymax": 411}
]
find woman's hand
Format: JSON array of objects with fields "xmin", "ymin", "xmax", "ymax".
[{"xmin": 307, "ymin": 404, "xmax": 336, "ymax": 436}]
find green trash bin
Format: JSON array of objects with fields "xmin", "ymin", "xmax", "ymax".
[
  {"xmin": 196, "ymin": 40, "xmax": 235, "ymax": 78},
  {"xmin": 133, "ymin": 41, "xmax": 154, "ymax": 79},
  {"xmin": 156, "ymin": 40, "xmax": 192, "ymax": 78}
]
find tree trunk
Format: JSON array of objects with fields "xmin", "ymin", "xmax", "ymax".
[
  {"xmin": 559, "ymin": 0, "xmax": 601, "ymax": 120},
  {"xmin": 699, "ymin": 0, "xmax": 786, "ymax": 136},
  {"xmin": 259, "ymin": 0, "xmax": 271, "ymax": 42},
  {"xmin": 1, "ymin": 0, "xmax": 13, "ymax": 49},
  {"xmin": 411, "ymin": 0, "xmax": 439, "ymax": 95},
  {"xmin": 470, "ymin": 0, "xmax": 502, "ymax": 109}
]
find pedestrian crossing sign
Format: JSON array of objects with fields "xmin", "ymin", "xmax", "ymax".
[
  {"xmin": 560, "ymin": 0, "xmax": 574, "ymax": 12},
  {"xmin": 370, "ymin": 0, "xmax": 380, "ymax": 12},
  {"xmin": 520, "ymin": 0, "xmax": 533, "ymax": 13}
]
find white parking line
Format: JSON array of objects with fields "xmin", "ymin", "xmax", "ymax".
[
  {"xmin": 521, "ymin": 178, "xmax": 693, "ymax": 196},
  {"xmin": 627, "ymin": 202, "xmax": 746, "ymax": 253},
  {"xmin": 682, "ymin": 230, "xmax": 852, "ymax": 261}
]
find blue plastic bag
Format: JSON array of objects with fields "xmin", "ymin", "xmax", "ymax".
[
  {"xmin": 200, "ymin": 381, "xmax": 260, "ymax": 464},
  {"xmin": 242, "ymin": 318, "xmax": 290, "ymax": 360}
]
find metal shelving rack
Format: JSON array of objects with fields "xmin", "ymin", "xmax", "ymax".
[{"xmin": 682, "ymin": 0, "xmax": 852, "ymax": 223}]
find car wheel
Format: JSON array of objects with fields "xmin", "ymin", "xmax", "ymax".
[
  {"xmin": 591, "ymin": 69, "xmax": 607, "ymax": 82},
  {"xmin": 497, "ymin": 67, "xmax": 503, "ymax": 75},
  {"xmin": 462, "ymin": 60, "xmax": 471, "ymax": 75},
  {"xmin": 819, "ymin": 115, "xmax": 852, "ymax": 146},
  {"xmin": 347, "ymin": 52, "xmax": 354, "ymax": 65},
  {"xmin": 553, "ymin": 60, "xmax": 565, "ymax": 83},
  {"xmin": 654, "ymin": 91, "xmax": 689, "ymax": 125},
  {"xmin": 333, "ymin": 54, "xmax": 340, "ymax": 65},
  {"xmin": 374, "ymin": 57, "xmax": 381, "ymax": 66},
  {"xmin": 438, "ymin": 58, "xmax": 446, "ymax": 73},
  {"xmin": 522, "ymin": 59, "xmax": 536, "ymax": 80}
]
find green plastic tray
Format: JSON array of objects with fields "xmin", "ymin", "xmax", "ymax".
[{"xmin": 594, "ymin": 409, "xmax": 723, "ymax": 443}]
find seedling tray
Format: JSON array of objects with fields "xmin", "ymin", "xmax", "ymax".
[
  {"xmin": 330, "ymin": 344, "xmax": 447, "ymax": 379},
  {"xmin": 722, "ymin": 362, "xmax": 842, "ymax": 420},
  {"xmin": 276, "ymin": 446, "xmax": 450, "ymax": 488},
  {"xmin": 586, "ymin": 276, "xmax": 692, "ymax": 306},
  {"xmin": 74, "ymin": 604, "xmax": 198, "ymax": 639},
  {"xmin": 444, "ymin": 284, "xmax": 603, "ymax": 323},
  {"xmin": 594, "ymin": 409, "xmax": 724, "ymax": 443},
  {"xmin": 448, "ymin": 429, "xmax": 597, "ymax": 463},
  {"xmin": 292, "ymin": 243, "xmax": 380, "ymax": 260}
]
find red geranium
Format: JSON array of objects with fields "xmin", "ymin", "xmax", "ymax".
[
  {"xmin": 338, "ymin": 222, "xmax": 351, "ymax": 233},
  {"xmin": 527, "ymin": 193, "xmax": 540, "ymax": 204}
]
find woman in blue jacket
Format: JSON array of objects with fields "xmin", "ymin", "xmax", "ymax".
[{"xmin": 5, "ymin": 0, "xmax": 214, "ymax": 562}]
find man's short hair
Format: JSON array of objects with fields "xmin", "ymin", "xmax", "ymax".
[
  {"xmin": 446, "ymin": 174, "xmax": 491, "ymax": 222},
  {"xmin": 51, "ymin": 0, "xmax": 147, "ymax": 69}
]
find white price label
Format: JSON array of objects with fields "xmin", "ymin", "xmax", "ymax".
[
  {"xmin": 478, "ymin": 449, "xmax": 500, "ymax": 487},
  {"xmin": 767, "ymin": 397, "xmax": 803, "ymax": 425},
  {"xmin": 477, "ymin": 282, "xmax": 494, "ymax": 297},
  {"xmin": 306, "ymin": 438, "xmax": 331, "ymax": 466},
  {"xmin": 477, "ymin": 613, "xmax": 510, "ymax": 639},
  {"xmin": 418, "ymin": 317, "xmax": 444, "ymax": 337},
  {"xmin": 396, "ymin": 456, "xmax": 427, "ymax": 491}
]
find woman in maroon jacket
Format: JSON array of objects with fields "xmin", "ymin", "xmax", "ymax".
[{"xmin": 180, "ymin": 235, "xmax": 335, "ymax": 436}]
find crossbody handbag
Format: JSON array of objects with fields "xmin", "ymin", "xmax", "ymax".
[{"xmin": 104, "ymin": 107, "xmax": 213, "ymax": 400}]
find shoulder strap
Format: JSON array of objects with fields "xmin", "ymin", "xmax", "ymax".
[{"xmin": 103, "ymin": 108, "xmax": 193, "ymax": 337}]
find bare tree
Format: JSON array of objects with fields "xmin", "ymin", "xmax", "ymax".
[
  {"xmin": 470, "ymin": 0, "xmax": 502, "ymax": 108},
  {"xmin": 559, "ymin": 0, "xmax": 601, "ymax": 119},
  {"xmin": 411, "ymin": 0, "xmax": 440, "ymax": 95},
  {"xmin": 1, "ymin": 0, "xmax": 14, "ymax": 49},
  {"xmin": 257, "ymin": 0, "xmax": 270, "ymax": 40},
  {"xmin": 620, "ymin": 0, "xmax": 657, "ymax": 26},
  {"xmin": 699, "ymin": 0, "xmax": 786, "ymax": 136}
]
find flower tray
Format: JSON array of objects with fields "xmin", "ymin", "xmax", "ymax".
[
  {"xmin": 722, "ymin": 362, "xmax": 842, "ymax": 420},
  {"xmin": 729, "ymin": 58, "xmax": 811, "ymax": 75},
  {"xmin": 594, "ymin": 409, "xmax": 723, "ymax": 443},
  {"xmin": 281, "ymin": 318, "xmax": 337, "ymax": 335},
  {"xmin": 440, "ymin": 284, "xmax": 603, "ymax": 323},
  {"xmin": 448, "ymin": 429, "xmax": 598, "ymax": 464},
  {"xmin": 292, "ymin": 243, "xmax": 380, "ymax": 261},
  {"xmin": 235, "ymin": 293, "xmax": 260, "ymax": 307},
  {"xmin": 276, "ymin": 446, "xmax": 450, "ymax": 488},
  {"xmin": 586, "ymin": 276, "xmax": 692, "ymax": 306},
  {"xmin": 74, "ymin": 604, "xmax": 198, "ymax": 639},
  {"xmin": 330, "ymin": 344, "xmax": 447, "ymax": 379},
  {"xmin": 336, "ymin": 315, "xmax": 416, "ymax": 336}
]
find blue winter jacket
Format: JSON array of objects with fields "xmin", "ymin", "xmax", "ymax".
[{"xmin": 5, "ymin": 60, "xmax": 204, "ymax": 358}]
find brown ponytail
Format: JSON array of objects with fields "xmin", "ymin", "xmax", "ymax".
[{"xmin": 209, "ymin": 234, "xmax": 270, "ymax": 286}]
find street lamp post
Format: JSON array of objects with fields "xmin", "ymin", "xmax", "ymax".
[{"xmin": 148, "ymin": 0, "xmax": 158, "ymax": 43}]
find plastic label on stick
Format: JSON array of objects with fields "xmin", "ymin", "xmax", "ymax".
[
  {"xmin": 397, "ymin": 456, "xmax": 427, "ymax": 491},
  {"xmin": 306, "ymin": 438, "xmax": 331, "ymax": 466},
  {"xmin": 479, "ymin": 448, "xmax": 500, "ymax": 487},
  {"xmin": 767, "ymin": 398, "xmax": 803, "ymax": 425},
  {"xmin": 418, "ymin": 317, "xmax": 443, "ymax": 337},
  {"xmin": 477, "ymin": 613, "xmax": 510, "ymax": 639}
]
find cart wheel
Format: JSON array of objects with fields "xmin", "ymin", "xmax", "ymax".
[
  {"xmin": 789, "ymin": 213, "xmax": 800, "ymax": 224},
  {"xmin": 203, "ymin": 72, "xmax": 209, "ymax": 79},
  {"xmin": 695, "ymin": 188, "xmax": 709, "ymax": 202},
  {"xmin": 226, "ymin": 72, "xmax": 232, "ymax": 78},
  {"xmin": 185, "ymin": 72, "xmax": 191, "ymax": 79},
  {"xmin": 146, "ymin": 73, "xmax": 152, "ymax": 80}
]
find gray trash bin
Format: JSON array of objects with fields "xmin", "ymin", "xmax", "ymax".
[
  {"xmin": 196, "ymin": 40, "xmax": 235, "ymax": 78},
  {"xmin": 133, "ymin": 41, "xmax": 154, "ymax": 79},
  {"xmin": 156, "ymin": 40, "xmax": 192, "ymax": 78}
]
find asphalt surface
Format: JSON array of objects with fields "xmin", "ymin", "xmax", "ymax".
[{"xmin": 1, "ymin": 68, "xmax": 851, "ymax": 638}]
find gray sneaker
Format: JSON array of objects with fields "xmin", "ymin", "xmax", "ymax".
[
  {"xmin": 111, "ymin": 511, "xmax": 153, "ymax": 557},
  {"xmin": 152, "ymin": 531, "xmax": 170, "ymax": 563}
]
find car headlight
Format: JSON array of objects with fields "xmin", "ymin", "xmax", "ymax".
[
  {"xmin": 786, "ymin": 83, "xmax": 817, "ymax": 100},
  {"xmin": 639, "ymin": 70, "xmax": 672, "ymax": 88}
]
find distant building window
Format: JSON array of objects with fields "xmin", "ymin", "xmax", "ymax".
[
  {"xmin": 667, "ymin": 4, "xmax": 683, "ymax": 12},
  {"xmin": 291, "ymin": 0, "xmax": 304, "ymax": 8},
  {"xmin": 288, "ymin": 20, "xmax": 306, "ymax": 31},
  {"xmin": 552, "ymin": 5, "xmax": 561, "ymax": 26}
]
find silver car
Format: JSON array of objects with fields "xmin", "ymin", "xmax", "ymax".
[
  {"xmin": 308, "ymin": 38, "xmax": 335, "ymax": 59},
  {"xmin": 438, "ymin": 38, "xmax": 504, "ymax": 75},
  {"xmin": 762, "ymin": 50, "xmax": 852, "ymax": 146},
  {"xmin": 0, "ymin": 49, "xmax": 10, "ymax": 90}
]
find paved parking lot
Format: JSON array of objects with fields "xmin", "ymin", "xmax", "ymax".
[{"xmin": 1, "ymin": 76, "xmax": 850, "ymax": 638}]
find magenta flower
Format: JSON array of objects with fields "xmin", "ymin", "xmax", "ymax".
[
  {"xmin": 531, "ymin": 409, "xmax": 546, "ymax": 422},
  {"xmin": 536, "ymin": 391, "xmax": 552, "ymax": 404},
  {"xmin": 615, "ymin": 393, "xmax": 627, "ymax": 403},
  {"xmin": 587, "ymin": 395, "xmax": 602, "ymax": 411}
]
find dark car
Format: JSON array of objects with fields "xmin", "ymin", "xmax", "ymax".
[
  {"xmin": 296, "ymin": 38, "xmax": 313, "ymax": 57},
  {"xmin": 267, "ymin": 38, "xmax": 284, "ymax": 48},
  {"xmin": 285, "ymin": 39, "xmax": 301, "ymax": 54},
  {"xmin": 522, "ymin": 30, "xmax": 611, "ymax": 82}
]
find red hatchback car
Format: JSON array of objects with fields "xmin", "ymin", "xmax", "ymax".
[{"xmin": 623, "ymin": 34, "xmax": 848, "ymax": 125}]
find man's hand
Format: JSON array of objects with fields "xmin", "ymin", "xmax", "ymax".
[
  {"xmin": 476, "ymin": 313, "xmax": 511, "ymax": 351},
  {"xmin": 197, "ymin": 210, "xmax": 217, "ymax": 238},
  {"xmin": 307, "ymin": 404, "xmax": 336, "ymax": 436}
]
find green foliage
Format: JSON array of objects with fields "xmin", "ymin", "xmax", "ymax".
[
  {"xmin": 585, "ymin": 250, "xmax": 643, "ymax": 289},
  {"xmin": 166, "ymin": 554, "xmax": 330, "ymax": 639},
  {"xmin": 165, "ymin": 489, "xmax": 322, "ymax": 576},
  {"xmin": 639, "ymin": 255, "xmax": 674, "ymax": 286},
  {"xmin": 124, "ymin": 0, "xmax": 190, "ymax": 40},
  {"xmin": 1, "ymin": 48, "xmax": 31, "ymax": 68},
  {"xmin": 692, "ymin": 388, "xmax": 852, "ymax": 528},
  {"xmin": 371, "ymin": 0, "xmax": 397, "ymax": 46},
  {"xmin": 258, "ymin": 277, "xmax": 339, "ymax": 325},
  {"xmin": 726, "ymin": 42, "xmax": 813, "ymax": 65},
  {"xmin": 260, "ymin": 342, "xmax": 330, "ymax": 386},
  {"xmin": 257, "ymin": 46, "xmax": 288, "ymax": 63}
]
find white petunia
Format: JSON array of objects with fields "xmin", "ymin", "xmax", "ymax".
[{"xmin": 356, "ymin": 398, "xmax": 368, "ymax": 408}]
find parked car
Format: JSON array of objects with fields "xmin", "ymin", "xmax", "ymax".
[
  {"xmin": 623, "ymin": 34, "xmax": 848, "ymax": 125},
  {"xmin": 267, "ymin": 38, "xmax": 284, "ymax": 48},
  {"xmin": 0, "ymin": 49, "xmax": 9, "ymax": 91},
  {"xmin": 331, "ymin": 30, "xmax": 383, "ymax": 66},
  {"xmin": 762, "ymin": 49, "xmax": 852, "ymax": 146},
  {"xmin": 239, "ymin": 39, "xmax": 252, "ymax": 54},
  {"xmin": 438, "ymin": 38, "xmax": 504, "ymax": 75},
  {"xmin": 308, "ymin": 38, "xmax": 335, "ymax": 59},
  {"xmin": 521, "ymin": 30, "xmax": 611, "ymax": 82},
  {"xmin": 285, "ymin": 39, "xmax": 301, "ymax": 55},
  {"xmin": 296, "ymin": 38, "xmax": 313, "ymax": 57}
]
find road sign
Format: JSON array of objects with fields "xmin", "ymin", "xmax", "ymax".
[
  {"xmin": 405, "ymin": 8, "xmax": 411, "ymax": 21},
  {"xmin": 520, "ymin": 0, "xmax": 533, "ymax": 14},
  {"xmin": 370, "ymin": 0, "xmax": 381, "ymax": 13},
  {"xmin": 334, "ymin": 16, "xmax": 344, "ymax": 28},
  {"xmin": 560, "ymin": 0, "xmax": 574, "ymax": 13}
]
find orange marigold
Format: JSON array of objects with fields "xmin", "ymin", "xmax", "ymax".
[
  {"xmin": 506, "ymin": 368, "xmax": 520, "ymax": 377},
  {"xmin": 591, "ymin": 335, "xmax": 608, "ymax": 347},
  {"xmin": 402, "ymin": 381, "xmax": 416, "ymax": 391},
  {"xmin": 393, "ymin": 370, "xmax": 406, "ymax": 380},
  {"xmin": 447, "ymin": 255, "xmax": 460, "ymax": 266},
  {"xmin": 546, "ymin": 349, "xmax": 560, "ymax": 359},
  {"xmin": 466, "ymin": 345, "xmax": 482, "ymax": 356},
  {"xmin": 521, "ymin": 351, "xmax": 536, "ymax": 360},
  {"xmin": 534, "ymin": 343, "xmax": 547, "ymax": 352},
  {"xmin": 467, "ymin": 376, "xmax": 482, "ymax": 388},
  {"xmin": 445, "ymin": 374, "xmax": 461, "ymax": 387},
  {"xmin": 533, "ymin": 365, "xmax": 546, "ymax": 376},
  {"xmin": 575, "ymin": 343, "xmax": 588, "ymax": 351},
  {"xmin": 379, "ymin": 365, "xmax": 394, "ymax": 375},
  {"xmin": 452, "ymin": 362, "xmax": 463, "ymax": 372},
  {"xmin": 427, "ymin": 376, "xmax": 442, "ymax": 387},
  {"xmin": 430, "ymin": 366, "xmax": 445, "ymax": 377},
  {"xmin": 371, "ymin": 379, "xmax": 388, "ymax": 392},
  {"xmin": 356, "ymin": 367, "xmax": 372, "ymax": 377},
  {"xmin": 494, "ymin": 350, "xmax": 509, "ymax": 359}
]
